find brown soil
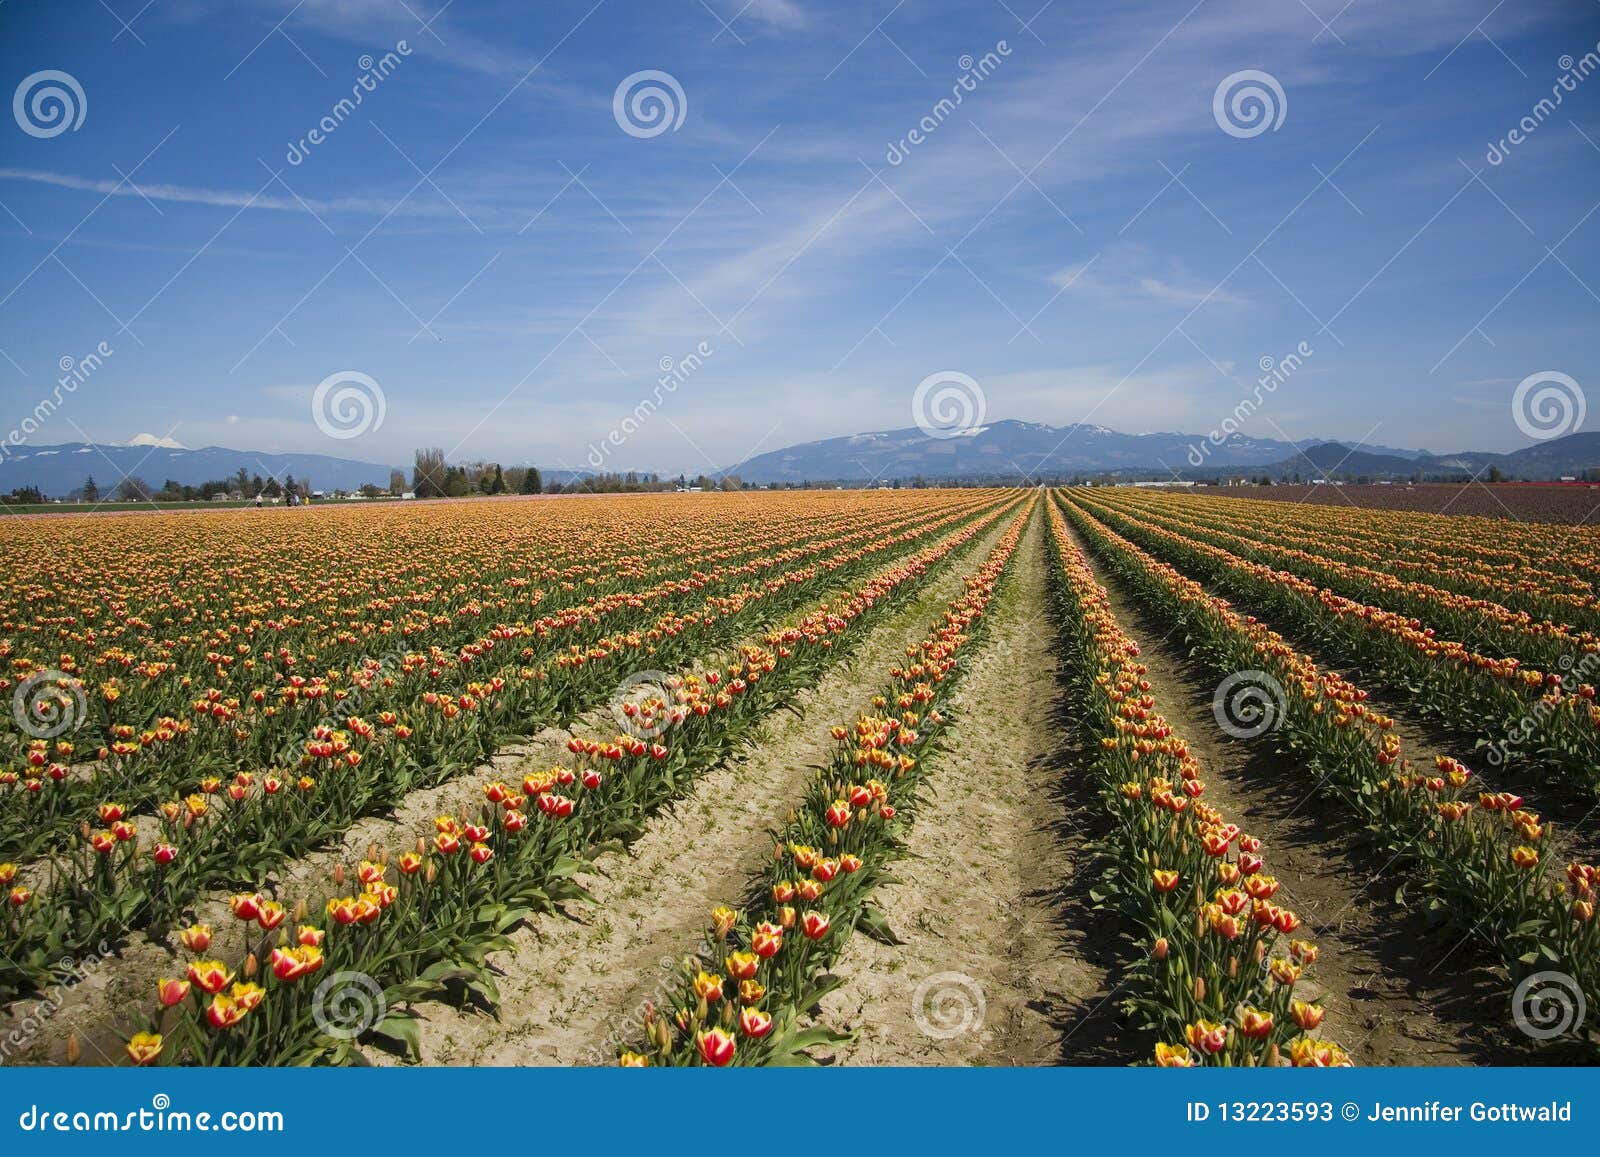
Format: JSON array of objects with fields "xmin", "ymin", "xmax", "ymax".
[
  {"xmin": 393, "ymin": 517, "xmax": 1016, "ymax": 1065},
  {"xmin": 816, "ymin": 514, "xmax": 1110, "ymax": 1065},
  {"xmin": 1207, "ymin": 483, "xmax": 1600, "ymax": 526},
  {"xmin": 1063, "ymin": 515, "xmax": 1517, "ymax": 1066}
]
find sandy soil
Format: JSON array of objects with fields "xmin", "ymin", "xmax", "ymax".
[{"xmin": 817, "ymin": 515, "xmax": 1109, "ymax": 1065}]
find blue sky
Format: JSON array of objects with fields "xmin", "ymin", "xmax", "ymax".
[{"xmin": 0, "ymin": 0, "xmax": 1597, "ymax": 475}]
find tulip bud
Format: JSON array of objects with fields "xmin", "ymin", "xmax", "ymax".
[
  {"xmin": 1153, "ymin": 937, "xmax": 1169, "ymax": 961},
  {"xmin": 293, "ymin": 899, "xmax": 307, "ymax": 922},
  {"xmin": 332, "ymin": 864, "xmax": 346, "ymax": 887},
  {"xmin": 1193, "ymin": 976, "xmax": 1205, "ymax": 1001},
  {"xmin": 66, "ymin": 1034, "xmax": 81, "ymax": 1065}
]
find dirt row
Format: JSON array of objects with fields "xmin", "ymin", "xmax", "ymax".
[{"xmin": 812, "ymin": 512, "xmax": 1113, "ymax": 1064}]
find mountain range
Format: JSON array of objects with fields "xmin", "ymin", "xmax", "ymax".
[
  {"xmin": 2, "ymin": 422, "xmax": 1595, "ymax": 497},
  {"xmin": 725, "ymin": 420, "xmax": 1599, "ymax": 484},
  {"xmin": 0, "ymin": 442, "xmax": 405, "ymax": 497}
]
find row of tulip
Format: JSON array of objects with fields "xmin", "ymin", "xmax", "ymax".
[
  {"xmin": 1188, "ymin": 491, "xmax": 1599, "ymax": 619},
  {"xmin": 1071, "ymin": 492, "xmax": 1600, "ymax": 798},
  {"xmin": 1, "ymin": 495, "xmax": 1000, "ymax": 863},
  {"xmin": 621, "ymin": 498, "xmax": 1036, "ymax": 1067},
  {"xmin": 1058, "ymin": 492, "xmax": 1598, "ymax": 1050},
  {"xmin": 1, "ymin": 498, "xmax": 1017, "ymax": 1007},
  {"xmin": 1042, "ymin": 499, "xmax": 1344, "ymax": 1067},
  {"xmin": 1088, "ymin": 489, "xmax": 1597, "ymax": 671},
  {"xmin": 111, "ymin": 497, "xmax": 1026, "ymax": 1064},
  {"xmin": 1, "ymin": 494, "xmax": 970, "ymax": 758}
]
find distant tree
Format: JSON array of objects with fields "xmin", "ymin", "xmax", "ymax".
[
  {"xmin": 116, "ymin": 476, "xmax": 153, "ymax": 502},
  {"xmin": 389, "ymin": 469, "xmax": 407, "ymax": 496},
  {"xmin": 519, "ymin": 467, "xmax": 542, "ymax": 495},
  {"xmin": 82, "ymin": 475, "xmax": 99, "ymax": 503},
  {"xmin": 359, "ymin": 483, "xmax": 384, "ymax": 498},
  {"xmin": 1487, "ymin": 465, "xmax": 1505, "ymax": 483},
  {"xmin": 413, "ymin": 448, "xmax": 448, "ymax": 498},
  {"xmin": 262, "ymin": 477, "xmax": 283, "ymax": 498},
  {"xmin": 486, "ymin": 464, "xmax": 506, "ymax": 494}
]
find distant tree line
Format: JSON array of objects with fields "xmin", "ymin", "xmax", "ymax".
[{"xmin": 409, "ymin": 447, "xmax": 750, "ymax": 497}]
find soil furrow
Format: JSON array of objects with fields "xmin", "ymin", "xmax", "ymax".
[{"xmin": 816, "ymin": 514, "xmax": 1110, "ymax": 1065}]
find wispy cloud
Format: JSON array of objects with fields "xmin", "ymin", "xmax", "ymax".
[{"xmin": 0, "ymin": 167, "xmax": 452, "ymax": 217}]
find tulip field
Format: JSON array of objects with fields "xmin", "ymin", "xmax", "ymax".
[{"xmin": 0, "ymin": 488, "xmax": 1595, "ymax": 1068}]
